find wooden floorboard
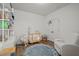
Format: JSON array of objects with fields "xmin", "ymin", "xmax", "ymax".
[{"xmin": 16, "ymin": 40, "xmax": 54, "ymax": 56}]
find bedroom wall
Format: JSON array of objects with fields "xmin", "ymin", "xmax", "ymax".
[
  {"xmin": 14, "ymin": 10, "xmax": 46, "ymax": 40},
  {"xmin": 45, "ymin": 4, "xmax": 79, "ymax": 43}
]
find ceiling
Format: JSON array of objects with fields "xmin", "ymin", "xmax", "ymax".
[{"xmin": 12, "ymin": 3, "xmax": 69, "ymax": 16}]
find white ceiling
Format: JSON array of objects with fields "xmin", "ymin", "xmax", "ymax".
[{"xmin": 12, "ymin": 3, "xmax": 69, "ymax": 16}]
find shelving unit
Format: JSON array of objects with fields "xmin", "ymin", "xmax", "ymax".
[{"xmin": 0, "ymin": 3, "xmax": 15, "ymax": 50}]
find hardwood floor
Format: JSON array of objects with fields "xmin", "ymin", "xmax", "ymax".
[{"xmin": 16, "ymin": 40, "xmax": 54, "ymax": 56}]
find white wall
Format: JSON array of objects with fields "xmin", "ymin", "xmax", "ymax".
[
  {"xmin": 15, "ymin": 10, "xmax": 46, "ymax": 39},
  {"xmin": 46, "ymin": 4, "xmax": 79, "ymax": 43}
]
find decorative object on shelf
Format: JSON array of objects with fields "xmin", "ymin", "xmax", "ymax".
[
  {"xmin": 0, "ymin": 33, "xmax": 2, "ymax": 41},
  {"xmin": 0, "ymin": 13, "xmax": 2, "ymax": 19},
  {"xmin": 0, "ymin": 20, "xmax": 9, "ymax": 29},
  {"xmin": 10, "ymin": 3, "xmax": 14, "ymax": 20}
]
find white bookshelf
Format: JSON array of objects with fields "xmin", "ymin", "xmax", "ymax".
[{"xmin": 0, "ymin": 3, "xmax": 15, "ymax": 50}]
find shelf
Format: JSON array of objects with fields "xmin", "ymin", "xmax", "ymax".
[
  {"xmin": 0, "ymin": 8, "xmax": 11, "ymax": 12},
  {"xmin": 0, "ymin": 19, "xmax": 14, "ymax": 29},
  {"xmin": 0, "ymin": 29, "xmax": 13, "ymax": 30},
  {"xmin": 0, "ymin": 3, "xmax": 14, "ymax": 43},
  {"xmin": 0, "ymin": 19, "xmax": 10, "ymax": 21}
]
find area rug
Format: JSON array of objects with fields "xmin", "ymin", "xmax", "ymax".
[{"xmin": 22, "ymin": 44, "xmax": 59, "ymax": 56}]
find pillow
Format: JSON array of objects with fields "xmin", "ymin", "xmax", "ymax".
[{"xmin": 29, "ymin": 32, "xmax": 42, "ymax": 43}]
